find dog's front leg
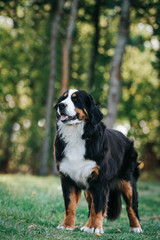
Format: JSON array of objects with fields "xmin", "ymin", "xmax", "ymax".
[
  {"xmin": 81, "ymin": 186, "xmax": 109, "ymax": 234},
  {"xmin": 57, "ymin": 175, "xmax": 81, "ymax": 230}
]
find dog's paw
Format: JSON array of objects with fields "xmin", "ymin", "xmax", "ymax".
[
  {"xmin": 57, "ymin": 225, "xmax": 73, "ymax": 231},
  {"xmin": 80, "ymin": 226, "xmax": 104, "ymax": 234},
  {"xmin": 129, "ymin": 227, "xmax": 143, "ymax": 233}
]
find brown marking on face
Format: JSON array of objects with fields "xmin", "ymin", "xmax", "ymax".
[
  {"xmin": 84, "ymin": 192, "xmax": 104, "ymax": 231},
  {"xmin": 61, "ymin": 188, "xmax": 81, "ymax": 229},
  {"xmin": 90, "ymin": 165, "xmax": 99, "ymax": 180},
  {"xmin": 119, "ymin": 180, "xmax": 142, "ymax": 228},
  {"xmin": 72, "ymin": 93, "xmax": 77, "ymax": 97},
  {"xmin": 75, "ymin": 108, "xmax": 88, "ymax": 120}
]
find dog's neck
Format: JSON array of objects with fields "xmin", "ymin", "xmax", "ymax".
[{"xmin": 57, "ymin": 120, "xmax": 85, "ymax": 142}]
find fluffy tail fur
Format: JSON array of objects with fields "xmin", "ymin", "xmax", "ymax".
[{"xmin": 107, "ymin": 190, "xmax": 122, "ymax": 220}]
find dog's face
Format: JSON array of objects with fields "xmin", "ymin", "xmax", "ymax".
[{"xmin": 55, "ymin": 89, "xmax": 103, "ymax": 126}]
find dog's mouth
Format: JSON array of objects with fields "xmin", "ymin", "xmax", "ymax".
[{"xmin": 60, "ymin": 114, "xmax": 78, "ymax": 123}]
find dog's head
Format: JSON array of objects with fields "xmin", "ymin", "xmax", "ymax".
[{"xmin": 55, "ymin": 89, "xmax": 103, "ymax": 126}]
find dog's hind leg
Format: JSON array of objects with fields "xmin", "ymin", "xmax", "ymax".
[
  {"xmin": 84, "ymin": 190, "xmax": 92, "ymax": 218},
  {"xmin": 119, "ymin": 180, "xmax": 143, "ymax": 233},
  {"xmin": 81, "ymin": 186, "xmax": 109, "ymax": 234}
]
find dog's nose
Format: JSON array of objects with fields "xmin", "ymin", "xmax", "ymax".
[{"xmin": 58, "ymin": 103, "xmax": 66, "ymax": 111}]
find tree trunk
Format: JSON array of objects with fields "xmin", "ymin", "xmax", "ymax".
[
  {"xmin": 105, "ymin": 0, "xmax": 130, "ymax": 128},
  {"xmin": 61, "ymin": 0, "xmax": 79, "ymax": 94},
  {"xmin": 40, "ymin": 0, "xmax": 63, "ymax": 175},
  {"xmin": 0, "ymin": 118, "xmax": 14, "ymax": 173},
  {"xmin": 88, "ymin": 0, "xmax": 101, "ymax": 91}
]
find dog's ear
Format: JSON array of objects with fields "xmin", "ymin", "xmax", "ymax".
[
  {"xmin": 82, "ymin": 95, "xmax": 103, "ymax": 139},
  {"xmin": 86, "ymin": 94, "xmax": 103, "ymax": 126}
]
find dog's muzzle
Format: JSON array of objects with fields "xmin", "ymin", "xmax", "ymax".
[{"xmin": 58, "ymin": 103, "xmax": 78, "ymax": 123}]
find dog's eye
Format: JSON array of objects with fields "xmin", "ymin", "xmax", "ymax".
[{"xmin": 73, "ymin": 97, "xmax": 78, "ymax": 102}]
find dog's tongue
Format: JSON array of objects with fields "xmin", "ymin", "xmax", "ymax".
[{"xmin": 60, "ymin": 115, "xmax": 68, "ymax": 121}]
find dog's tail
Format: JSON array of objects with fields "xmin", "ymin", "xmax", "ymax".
[{"xmin": 107, "ymin": 190, "xmax": 122, "ymax": 220}]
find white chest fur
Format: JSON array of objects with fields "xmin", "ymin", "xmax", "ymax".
[{"xmin": 58, "ymin": 121, "xmax": 96, "ymax": 188}]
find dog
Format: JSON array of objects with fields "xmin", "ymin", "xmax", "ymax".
[{"xmin": 54, "ymin": 89, "xmax": 143, "ymax": 234}]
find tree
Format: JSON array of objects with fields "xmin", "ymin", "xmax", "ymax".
[
  {"xmin": 88, "ymin": 0, "xmax": 101, "ymax": 91},
  {"xmin": 105, "ymin": 0, "xmax": 131, "ymax": 128},
  {"xmin": 40, "ymin": 0, "xmax": 63, "ymax": 175},
  {"xmin": 0, "ymin": 0, "xmax": 159, "ymax": 175},
  {"xmin": 61, "ymin": 0, "xmax": 79, "ymax": 94}
]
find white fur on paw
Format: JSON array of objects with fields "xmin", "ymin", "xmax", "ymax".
[
  {"xmin": 57, "ymin": 225, "xmax": 73, "ymax": 231},
  {"xmin": 95, "ymin": 228, "xmax": 104, "ymax": 234},
  {"xmin": 80, "ymin": 226, "xmax": 104, "ymax": 234},
  {"xmin": 80, "ymin": 226, "xmax": 90, "ymax": 232},
  {"xmin": 129, "ymin": 227, "xmax": 143, "ymax": 233},
  {"xmin": 57, "ymin": 225, "xmax": 65, "ymax": 230}
]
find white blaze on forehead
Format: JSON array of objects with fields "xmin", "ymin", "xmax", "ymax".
[
  {"xmin": 60, "ymin": 89, "xmax": 78, "ymax": 117},
  {"xmin": 66, "ymin": 89, "xmax": 78, "ymax": 99}
]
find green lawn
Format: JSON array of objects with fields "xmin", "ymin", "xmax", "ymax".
[{"xmin": 0, "ymin": 174, "xmax": 160, "ymax": 240}]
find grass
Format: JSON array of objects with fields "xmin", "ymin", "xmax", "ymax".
[{"xmin": 0, "ymin": 174, "xmax": 160, "ymax": 240}]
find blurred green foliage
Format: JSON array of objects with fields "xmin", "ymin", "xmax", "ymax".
[{"xmin": 0, "ymin": 0, "xmax": 159, "ymax": 174}]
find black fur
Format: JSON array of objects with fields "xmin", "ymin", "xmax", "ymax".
[
  {"xmin": 107, "ymin": 190, "xmax": 122, "ymax": 220},
  {"xmin": 54, "ymin": 135, "xmax": 66, "ymax": 171},
  {"xmin": 54, "ymin": 89, "xmax": 141, "ymax": 230}
]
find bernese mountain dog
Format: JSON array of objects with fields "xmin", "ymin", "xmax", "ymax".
[{"xmin": 54, "ymin": 89, "xmax": 143, "ymax": 234}]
